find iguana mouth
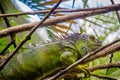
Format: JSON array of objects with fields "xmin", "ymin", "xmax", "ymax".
[
  {"xmin": 92, "ymin": 42, "xmax": 102, "ymax": 47},
  {"xmin": 91, "ymin": 38, "xmax": 102, "ymax": 47}
]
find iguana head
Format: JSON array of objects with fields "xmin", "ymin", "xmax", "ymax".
[{"xmin": 65, "ymin": 33, "xmax": 102, "ymax": 56}]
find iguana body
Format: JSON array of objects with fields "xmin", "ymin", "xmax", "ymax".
[{"xmin": 0, "ymin": 33, "xmax": 102, "ymax": 80}]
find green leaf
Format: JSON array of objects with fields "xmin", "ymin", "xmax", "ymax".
[
  {"xmin": 106, "ymin": 68, "xmax": 118, "ymax": 75},
  {"xmin": 0, "ymin": 38, "xmax": 8, "ymax": 53},
  {"xmin": 10, "ymin": 20, "xmax": 18, "ymax": 26},
  {"xmin": 108, "ymin": 69, "xmax": 120, "ymax": 79}
]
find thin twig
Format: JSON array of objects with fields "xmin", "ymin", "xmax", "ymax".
[
  {"xmin": 84, "ymin": 18, "xmax": 108, "ymax": 29},
  {"xmin": 91, "ymin": 73, "xmax": 117, "ymax": 80},
  {"xmin": 0, "ymin": 4, "xmax": 120, "ymax": 38},
  {"xmin": 106, "ymin": 53, "xmax": 114, "ymax": 75},
  {"xmin": 48, "ymin": 38, "xmax": 120, "ymax": 79},
  {"xmin": 0, "ymin": 3, "xmax": 119, "ymax": 18},
  {"xmin": 110, "ymin": 0, "xmax": 120, "ymax": 23},
  {"xmin": 0, "ymin": 4, "xmax": 11, "ymax": 28},
  {"xmin": 0, "ymin": 0, "xmax": 62, "ymax": 71},
  {"xmin": 109, "ymin": 53, "xmax": 114, "ymax": 63},
  {"xmin": 89, "ymin": 62, "xmax": 120, "ymax": 72},
  {"xmin": 0, "ymin": 3, "xmax": 16, "ymax": 49}
]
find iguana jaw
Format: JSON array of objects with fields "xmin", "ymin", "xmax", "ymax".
[
  {"xmin": 91, "ymin": 41, "xmax": 102, "ymax": 47},
  {"xmin": 87, "ymin": 41, "xmax": 102, "ymax": 52}
]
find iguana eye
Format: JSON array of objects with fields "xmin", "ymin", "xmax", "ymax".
[
  {"xmin": 82, "ymin": 47, "xmax": 88, "ymax": 54},
  {"xmin": 89, "ymin": 35, "xmax": 96, "ymax": 42}
]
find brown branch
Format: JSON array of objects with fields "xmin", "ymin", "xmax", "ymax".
[
  {"xmin": 0, "ymin": 3, "xmax": 16, "ymax": 50},
  {"xmin": 89, "ymin": 62, "xmax": 120, "ymax": 80},
  {"xmin": 110, "ymin": 0, "xmax": 120, "ymax": 23},
  {"xmin": 0, "ymin": 4, "xmax": 120, "ymax": 38},
  {"xmin": 91, "ymin": 74, "xmax": 117, "ymax": 80},
  {"xmin": 0, "ymin": 0, "xmax": 62, "ymax": 71},
  {"xmin": 89, "ymin": 62, "xmax": 120, "ymax": 72},
  {"xmin": 48, "ymin": 38, "xmax": 120, "ymax": 79},
  {"xmin": 0, "ymin": 4, "xmax": 11, "ymax": 28},
  {"xmin": 0, "ymin": 3, "xmax": 119, "ymax": 18},
  {"xmin": 106, "ymin": 52, "xmax": 114, "ymax": 74}
]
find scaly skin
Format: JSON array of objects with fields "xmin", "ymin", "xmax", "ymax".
[{"xmin": 0, "ymin": 33, "xmax": 102, "ymax": 80}]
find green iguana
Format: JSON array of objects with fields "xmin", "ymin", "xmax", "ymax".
[{"xmin": 0, "ymin": 33, "xmax": 102, "ymax": 80}]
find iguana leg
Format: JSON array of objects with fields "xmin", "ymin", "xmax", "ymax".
[
  {"xmin": 60, "ymin": 51, "xmax": 90, "ymax": 80},
  {"xmin": 60, "ymin": 51, "xmax": 77, "ymax": 65},
  {"xmin": 75, "ymin": 65, "xmax": 90, "ymax": 78},
  {"xmin": 63, "ymin": 67, "xmax": 90, "ymax": 80}
]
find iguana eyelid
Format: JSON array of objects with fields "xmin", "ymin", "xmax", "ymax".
[{"xmin": 82, "ymin": 47, "xmax": 88, "ymax": 54}]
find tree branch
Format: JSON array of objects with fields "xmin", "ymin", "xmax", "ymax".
[
  {"xmin": 0, "ymin": 4, "xmax": 120, "ymax": 38},
  {"xmin": 89, "ymin": 62, "xmax": 120, "ymax": 72},
  {"xmin": 0, "ymin": 3, "xmax": 16, "ymax": 54},
  {"xmin": 91, "ymin": 74, "xmax": 117, "ymax": 80},
  {"xmin": 0, "ymin": 3, "xmax": 119, "ymax": 18},
  {"xmin": 110, "ymin": 0, "xmax": 120, "ymax": 23}
]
